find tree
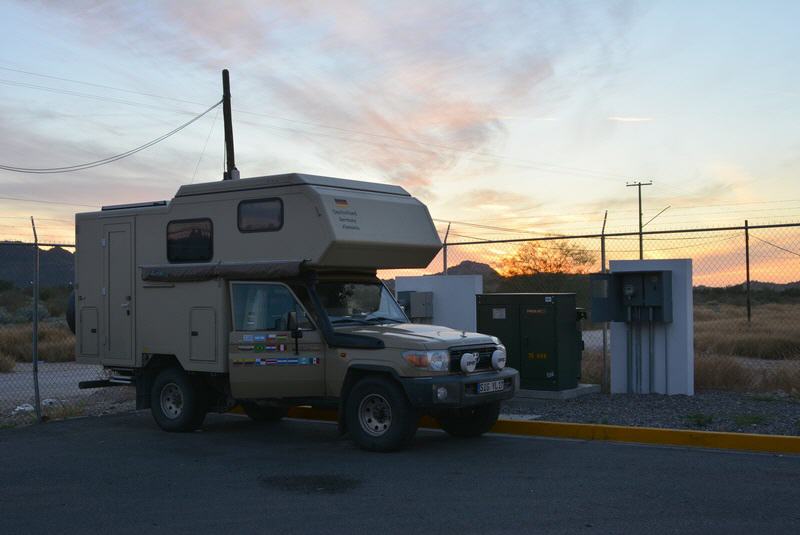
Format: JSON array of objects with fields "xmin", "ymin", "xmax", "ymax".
[{"xmin": 498, "ymin": 240, "xmax": 597, "ymax": 276}]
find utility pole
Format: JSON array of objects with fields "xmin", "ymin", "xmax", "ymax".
[
  {"xmin": 626, "ymin": 180, "xmax": 652, "ymax": 259},
  {"xmin": 222, "ymin": 69, "xmax": 239, "ymax": 180}
]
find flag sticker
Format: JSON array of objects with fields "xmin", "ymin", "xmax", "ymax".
[
  {"xmin": 334, "ymin": 198, "xmax": 349, "ymax": 207},
  {"xmin": 232, "ymin": 357, "xmax": 321, "ymax": 367}
]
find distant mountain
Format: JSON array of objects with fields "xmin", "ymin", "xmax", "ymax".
[
  {"xmin": 0, "ymin": 243, "xmax": 74, "ymax": 288},
  {"xmin": 442, "ymin": 260, "xmax": 501, "ymax": 279},
  {"xmin": 440, "ymin": 260, "xmax": 501, "ymax": 291}
]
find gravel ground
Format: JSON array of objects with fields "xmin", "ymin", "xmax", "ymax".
[{"xmin": 502, "ymin": 391, "xmax": 800, "ymax": 436}]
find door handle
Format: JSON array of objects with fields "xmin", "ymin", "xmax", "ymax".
[{"xmin": 191, "ymin": 331, "xmax": 199, "ymax": 337}]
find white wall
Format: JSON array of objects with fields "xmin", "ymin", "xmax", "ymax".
[
  {"xmin": 609, "ymin": 259, "xmax": 694, "ymax": 395},
  {"xmin": 395, "ymin": 275, "xmax": 483, "ymax": 332}
]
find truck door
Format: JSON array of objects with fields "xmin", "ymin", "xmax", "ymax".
[
  {"xmin": 102, "ymin": 221, "xmax": 134, "ymax": 365},
  {"xmin": 228, "ymin": 282, "xmax": 324, "ymax": 399}
]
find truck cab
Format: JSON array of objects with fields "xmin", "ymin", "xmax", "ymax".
[{"xmin": 72, "ymin": 173, "xmax": 518, "ymax": 451}]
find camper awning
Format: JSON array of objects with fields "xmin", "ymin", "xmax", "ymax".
[{"xmin": 140, "ymin": 260, "xmax": 306, "ymax": 282}]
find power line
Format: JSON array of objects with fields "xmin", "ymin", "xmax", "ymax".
[
  {"xmin": 191, "ymin": 105, "xmax": 221, "ymax": 183},
  {"xmin": 0, "ymin": 79, "xmax": 198, "ymax": 115},
  {"xmin": 0, "ymin": 65, "xmax": 208, "ymax": 107},
  {"xmin": 749, "ymin": 234, "xmax": 800, "ymax": 258},
  {"xmin": 0, "ymin": 196, "xmax": 98, "ymax": 208},
  {"xmin": 0, "ymin": 100, "xmax": 221, "ymax": 174},
  {"xmin": 0, "ymin": 68, "xmax": 632, "ymax": 183}
]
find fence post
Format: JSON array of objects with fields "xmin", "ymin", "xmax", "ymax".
[
  {"xmin": 30, "ymin": 217, "xmax": 42, "ymax": 422},
  {"xmin": 600, "ymin": 211, "xmax": 609, "ymax": 393},
  {"xmin": 745, "ymin": 219, "xmax": 751, "ymax": 323},
  {"xmin": 442, "ymin": 222, "xmax": 451, "ymax": 275}
]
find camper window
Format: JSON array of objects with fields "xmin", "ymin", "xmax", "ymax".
[
  {"xmin": 166, "ymin": 218, "xmax": 213, "ymax": 263},
  {"xmin": 231, "ymin": 282, "xmax": 312, "ymax": 331},
  {"xmin": 238, "ymin": 198, "xmax": 283, "ymax": 232}
]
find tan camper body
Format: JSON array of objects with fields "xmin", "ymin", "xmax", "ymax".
[
  {"xmin": 75, "ymin": 173, "xmax": 440, "ymax": 372},
  {"xmin": 73, "ymin": 172, "xmax": 517, "ymax": 451}
]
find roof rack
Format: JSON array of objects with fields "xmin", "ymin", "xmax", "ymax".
[{"xmin": 101, "ymin": 201, "xmax": 168, "ymax": 211}]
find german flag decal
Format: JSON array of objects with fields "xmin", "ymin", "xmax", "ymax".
[{"xmin": 334, "ymin": 198, "xmax": 348, "ymax": 207}]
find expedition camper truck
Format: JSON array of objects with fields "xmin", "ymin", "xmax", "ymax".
[{"xmin": 71, "ymin": 173, "xmax": 518, "ymax": 451}]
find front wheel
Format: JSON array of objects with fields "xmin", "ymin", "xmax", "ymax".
[
  {"xmin": 345, "ymin": 377, "xmax": 418, "ymax": 452},
  {"xmin": 437, "ymin": 402, "xmax": 500, "ymax": 438},
  {"xmin": 150, "ymin": 367, "xmax": 207, "ymax": 432}
]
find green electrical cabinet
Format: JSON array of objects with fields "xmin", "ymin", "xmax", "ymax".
[{"xmin": 476, "ymin": 293, "xmax": 584, "ymax": 391}]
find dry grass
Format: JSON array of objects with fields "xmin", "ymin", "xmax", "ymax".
[
  {"xmin": 0, "ymin": 323, "xmax": 75, "ymax": 362},
  {"xmin": 695, "ymin": 353, "xmax": 800, "ymax": 394},
  {"xmin": 694, "ymin": 354, "xmax": 754, "ymax": 392},
  {"xmin": 0, "ymin": 353, "xmax": 15, "ymax": 373},
  {"xmin": 583, "ymin": 349, "xmax": 800, "ymax": 394},
  {"xmin": 581, "ymin": 349, "xmax": 603, "ymax": 385},
  {"xmin": 694, "ymin": 303, "xmax": 800, "ymax": 360},
  {"xmin": 43, "ymin": 401, "xmax": 86, "ymax": 421}
]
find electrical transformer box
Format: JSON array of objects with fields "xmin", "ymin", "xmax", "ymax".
[{"xmin": 476, "ymin": 293, "xmax": 584, "ymax": 391}]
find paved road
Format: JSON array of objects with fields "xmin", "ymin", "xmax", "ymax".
[{"xmin": 1, "ymin": 412, "xmax": 798, "ymax": 534}]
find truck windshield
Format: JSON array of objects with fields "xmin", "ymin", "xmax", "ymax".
[{"xmin": 315, "ymin": 282, "xmax": 407, "ymax": 325}]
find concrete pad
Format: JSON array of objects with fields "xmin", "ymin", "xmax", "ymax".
[{"xmin": 515, "ymin": 383, "xmax": 600, "ymax": 400}]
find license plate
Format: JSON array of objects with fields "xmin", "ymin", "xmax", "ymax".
[{"xmin": 477, "ymin": 380, "xmax": 505, "ymax": 394}]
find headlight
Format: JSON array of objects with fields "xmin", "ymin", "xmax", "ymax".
[
  {"xmin": 402, "ymin": 350, "xmax": 450, "ymax": 372},
  {"xmin": 492, "ymin": 346, "xmax": 507, "ymax": 370}
]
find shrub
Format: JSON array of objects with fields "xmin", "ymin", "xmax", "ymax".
[
  {"xmin": 0, "ymin": 353, "xmax": 15, "ymax": 373},
  {"xmin": 0, "ymin": 323, "xmax": 75, "ymax": 362}
]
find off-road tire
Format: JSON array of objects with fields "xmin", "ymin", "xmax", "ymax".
[
  {"xmin": 241, "ymin": 402, "xmax": 288, "ymax": 422},
  {"xmin": 150, "ymin": 367, "xmax": 207, "ymax": 432},
  {"xmin": 345, "ymin": 376, "xmax": 418, "ymax": 452},
  {"xmin": 437, "ymin": 401, "xmax": 500, "ymax": 438}
]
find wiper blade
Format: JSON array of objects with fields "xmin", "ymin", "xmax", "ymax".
[
  {"xmin": 330, "ymin": 318, "xmax": 371, "ymax": 325},
  {"xmin": 365, "ymin": 316, "xmax": 403, "ymax": 323}
]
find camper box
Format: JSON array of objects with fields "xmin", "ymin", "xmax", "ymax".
[{"xmin": 74, "ymin": 173, "xmax": 441, "ymax": 371}]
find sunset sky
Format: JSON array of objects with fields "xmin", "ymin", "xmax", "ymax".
[{"xmin": 0, "ymin": 1, "xmax": 798, "ymax": 283}]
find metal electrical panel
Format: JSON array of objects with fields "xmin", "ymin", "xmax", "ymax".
[
  {"xmin": 590, "ymin": 271, "xmax": 672, "ymax": 323},
  {"xmin": 410, "ymin": 291, "xmax": 433, "ymax": 320},
  {"xmin": 590, "ymin": 268, "xmax": 676, "ymax": 395},
  {"xmin": 396, "ymin": 290, "xmax": 433, "ymax": 321}
]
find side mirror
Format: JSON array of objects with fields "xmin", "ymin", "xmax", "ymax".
[
  {"xmin": 286, "ymin": 311, "xmax": 302, "ymax": 355},
  {"xmin": 286, "ymin": 311, "xmax": 298, "ymax": 332}
]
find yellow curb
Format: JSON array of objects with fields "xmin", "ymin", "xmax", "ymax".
[{"xmin": 232, "ymin": 406, "xmax": 800, "ymax": 455}]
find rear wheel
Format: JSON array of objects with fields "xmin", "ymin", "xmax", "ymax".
[
  {"xmin": 345, "ymin": 377, "xmax": 418, "ymax": 452},
  {"xmin": 150, "ymin": 367, "xmax": 207, "ymax": 432},
  {"xmin": 241, "ymin": 401, "xmax": 287, "ymax": 422},
  {"xmin": 437, "ymin": 402, "xmax": 500, "ymax": 438}
]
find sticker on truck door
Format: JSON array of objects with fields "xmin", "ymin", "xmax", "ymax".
[{"xmin": 232, "ymin": 357, "xmax": 321, "ymax": 367}]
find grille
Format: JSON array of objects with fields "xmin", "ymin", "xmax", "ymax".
[{"xmin": 449, "ymin": 346, "xmax": 496, "ymax": 373}]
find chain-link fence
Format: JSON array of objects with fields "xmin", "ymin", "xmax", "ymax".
[
  {"xmin": 2, "ymin": 223, "xmax": 799, "ymax": 425},
  {"xmin": 383, "ymin": 222, "xmax": 800, "ymax": 394},
  {"xmin": 0, "ymin": 241, "xmax": 129, "ymax": 425}
]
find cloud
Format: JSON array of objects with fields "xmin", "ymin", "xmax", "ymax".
[
  {"xmin": 607, "ymin": 116, "xmax": 654, "ymax": 122},
  {"xmin": 18, "ymin": 1, "xmax": 639, "ymax": 201}
]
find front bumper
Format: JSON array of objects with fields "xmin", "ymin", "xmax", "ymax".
[{"xmin": 398, "ymin": 368, "xmax": 519, "ymax": 408}]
